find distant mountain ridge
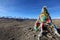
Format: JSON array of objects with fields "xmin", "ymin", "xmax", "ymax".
[{"xmin": 0, "ymin": 17, "xmax": 60, "ymax": 22}]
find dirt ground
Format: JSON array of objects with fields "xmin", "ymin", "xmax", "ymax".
[{"xmin": 0, "ymin": 18, "xmax": 60, "ymax": 40}]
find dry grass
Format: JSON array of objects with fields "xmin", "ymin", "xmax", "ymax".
[{"xmin": 0, "ymin": 19, "xmax": 60, "ymax": 40}]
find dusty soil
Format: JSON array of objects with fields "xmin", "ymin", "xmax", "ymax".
[{"xmin": 0, "ymin": 18, "xmax": 60, "ymax": 40}]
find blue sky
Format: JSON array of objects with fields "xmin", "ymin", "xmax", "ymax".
[{"xmin": 0, "ymin": 0, "xmax": 60, "ymax": 19}]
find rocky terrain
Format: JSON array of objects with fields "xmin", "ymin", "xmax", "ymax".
[{"xmin": 0, "ymin": 18, "xmax": 60, "ymax": 40}]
